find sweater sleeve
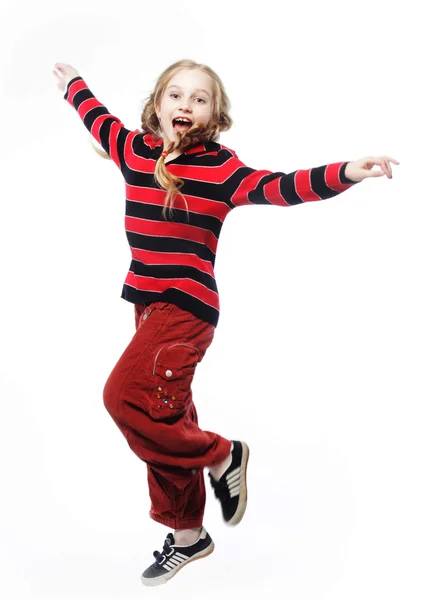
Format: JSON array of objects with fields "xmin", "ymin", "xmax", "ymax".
[
  {"xmin": 63, "ymin": 76, "xmax": 143, "ymax": 171},
  {"xmin": 217, "ymin": 148, "xmax": 361, "ymax": 208}
]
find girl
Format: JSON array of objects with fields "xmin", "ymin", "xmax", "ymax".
[{"xmin": 53, "ymin": 59, "xmax": 399, "ymax": 587}]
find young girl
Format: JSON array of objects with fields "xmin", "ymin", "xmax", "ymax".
[{"xmin": 53, "ymin": 59, "xmax": 399, "ymax": 587}]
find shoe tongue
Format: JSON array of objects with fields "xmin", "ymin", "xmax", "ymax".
[{"xmin": 166, "ymin": 533, "xmax": 175, "ymax": 545}]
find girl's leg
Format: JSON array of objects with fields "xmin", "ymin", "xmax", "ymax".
[
  {"xmin": 103, "ymin": 301, "xmax": 232, "ymax": 529},
  {"xmin": 173, "ymin": 527, "xmax": 202, "ymax": 545}
]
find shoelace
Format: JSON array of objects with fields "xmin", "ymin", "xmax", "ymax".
[
  {"xmin": 153, "ymin": 536, "xmax": 173, "ymax": 565},
  {"xmin": 208, "ymin": 473, "xmax": 230, "ymax": 501}
]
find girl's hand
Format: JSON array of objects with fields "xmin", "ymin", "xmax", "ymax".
[
  {"xmin": 345, "ymin": 156, "xmax": 400, "ymax": 182},
  {"xmin": 52, "ymin": 63, "xmax": 80, "ymax": 92}
]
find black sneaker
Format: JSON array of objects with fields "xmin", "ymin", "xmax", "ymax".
[
  {"xmin": 208, "ymin": 440, "xmax": 250, "ymax": 525},
  {"xmin": 141, "ymin": 526, "xmax": 214, "ymax": 587}
]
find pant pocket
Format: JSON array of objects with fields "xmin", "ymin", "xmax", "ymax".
[{"xmin": 149, "ymin": 343, "xmax": 200, "ymax": 420}]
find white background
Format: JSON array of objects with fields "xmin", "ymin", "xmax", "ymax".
[{"xmin": 0, "ymin": 0, "xmax": 424, "ymax": 598}]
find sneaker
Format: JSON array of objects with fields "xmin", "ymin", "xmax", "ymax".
[
  {"xmin": 208, "ymin": 440, "xmax": 249, "ymax": 525},
  {"xmin": 141, "ymin": 526, "xmax": 214, "ymax": 586}
]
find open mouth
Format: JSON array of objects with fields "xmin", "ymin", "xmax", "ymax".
[{"xmin": 172, "ymin": 118, "xmax": 193, "ymax": 131}]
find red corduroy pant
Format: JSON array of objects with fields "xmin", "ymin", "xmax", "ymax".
[{"xmin": 103, "ymin": 301, "xmax": 232, "ymax": 529}]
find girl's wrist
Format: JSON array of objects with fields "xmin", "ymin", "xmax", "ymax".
[{"xmin": 344, "ymin": 161, "xmax": 361, "ymax": 183}]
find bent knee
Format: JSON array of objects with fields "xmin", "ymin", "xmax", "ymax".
[{"xmin": 103, "ymin": 376, "xmax": 122, "ymax": 418}]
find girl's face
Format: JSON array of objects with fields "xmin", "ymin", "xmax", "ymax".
[{"xmin": 156, "ymin": 69, "xmax": 214, "ymax": 146}]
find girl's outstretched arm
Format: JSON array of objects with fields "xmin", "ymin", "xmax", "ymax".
[
  {"xmin": 216, "ymin": 148, "xmax": 397, "ymax": 209},
  {"xmin": 53, "ymin": 63, "xmax": 145, "ymax": 172}
]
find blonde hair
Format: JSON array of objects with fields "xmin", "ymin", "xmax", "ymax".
[{"xmin": 91, "ymin": 59, "xmax": 233, "ymax": 220}]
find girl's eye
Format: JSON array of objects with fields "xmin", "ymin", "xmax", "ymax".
[{"xmin": 170, "ymin": 93, "xmax": 205, "ymax": 103}]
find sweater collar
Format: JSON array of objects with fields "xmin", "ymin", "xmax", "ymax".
[{"xmin": 143, "ymin": 133, "xmax": 214, "ymax": 157}]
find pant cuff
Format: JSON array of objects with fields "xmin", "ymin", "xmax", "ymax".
[
  {"xmin": 149, "ymin": 511, "xmax": 204, "ymax": 529},
  {"xmin": 209, "ymin": 438, "xmax": 233, "ymax": 467}
]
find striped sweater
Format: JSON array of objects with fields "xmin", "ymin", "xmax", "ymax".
[{"xmin": 64, "ymin": 76, "xmax": 360, "ymax": 327}]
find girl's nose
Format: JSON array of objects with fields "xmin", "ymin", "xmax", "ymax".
[{"xmin": 178, "ymin": 100, "xmax": 191, "ymax": 110}]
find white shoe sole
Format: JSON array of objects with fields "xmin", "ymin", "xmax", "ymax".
[{"xmin": 227, "ymin": 441, "xmax": 250, "ymax": 526}]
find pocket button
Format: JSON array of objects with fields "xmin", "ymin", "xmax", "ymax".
[{"xmin": 165, "ymin": 370, "xmax": 173, "ymax": 377}]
